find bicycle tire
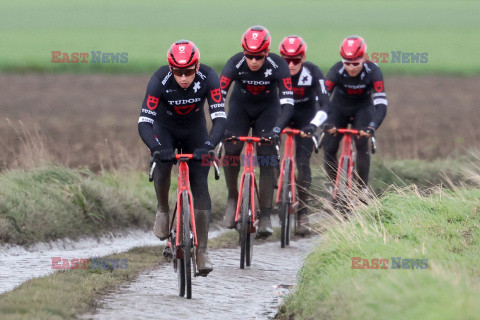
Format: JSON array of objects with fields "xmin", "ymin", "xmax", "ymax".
[
  {"xmin": 177, "ymin": 257, "xmax": 185, "ymax": 297},
  {"xmin": 182, "ymin": 192, "xmax": 192, "ymax": 299},
  {"xmin": 240, "ymin": 173, "xmax": 250, "ymax": 269},
  {"xmin": 337, "ymin": 155, "xmax": 350, "ymax": 209},
  {"xmin": 246, "ymin": 178, "xmax": 256, "ymax": 266},
  {"xmin": 280, "ymin": 158, "xmax": 291, "ymax": 248}
]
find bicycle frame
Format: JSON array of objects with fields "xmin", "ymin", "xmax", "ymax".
[
  {"xmin": 275, "ymin": 128, "xmax": 299, "ymax": 206},
  {"xmin": 234, "ymin": 137, "xmax": 262, "ymax": 229},
  {"xmin": 332, "ymin": 128, "xmax": 358, "ymax": 201},
  {"xmin": 173, "ymin": 154, "xmax": 198, "ymax": 249}
]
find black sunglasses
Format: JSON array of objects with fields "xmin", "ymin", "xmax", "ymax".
[
  {"xmin": 171, "ymin": 68, "xmax": 196, "ymax": 77},
  {"xmin": 343, "ymin": 61, "xmax": 362, "ymax": 67},
  {"xmin": 284, "ymin": 57, "xmax": 303, "ymax": 65},
  {"xmin": 244, "ymin": 53, "xmax": 266, "ymax": 61}
]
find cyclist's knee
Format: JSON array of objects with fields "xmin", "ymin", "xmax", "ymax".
[
  {"xmin": 256, "ymin": 144, "xmax": 275, "ymax": 156},
  {"xmin": 224, "ymin": 143, "xmax": 243, "ymax": 156}
]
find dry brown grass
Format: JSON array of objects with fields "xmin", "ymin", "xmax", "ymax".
[{"xmin": 1, "ymin": 73, "xmax": 479, "ymax": 172}]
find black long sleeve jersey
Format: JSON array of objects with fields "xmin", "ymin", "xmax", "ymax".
[
  {"xmin": 325, "ymin": 61, "xmax": 387, "ymax": 129},
  {"xmin": 220, "ymin": 52, "xmax": 294, "ymax": 129},
  {"xmin": 138, "ymin": 64, "xmax": 226, "ymax": 151}
]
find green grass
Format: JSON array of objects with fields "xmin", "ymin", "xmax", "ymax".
[
  {"xmin": 0, "ymin": 154, "xmax": 473, "ymax": 245},
  {"xmin": 1, "ymin": 0, "xmax": 479, "ymax": 75},
  {"xmin": 0, "ymin": 167, "xmax": 156, "ymax": 245},
  {"xmin": 278, "ymin": 187, "xmax": 480, "ymax": 319}
]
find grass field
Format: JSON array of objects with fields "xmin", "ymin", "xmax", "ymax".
[
  {"xmin": 1, "ymin": 0, "xmax": 479, "ymax": 75},
  {"xmin": 279, "ymin": 186, "xmax": 480, "ymax": 319}
]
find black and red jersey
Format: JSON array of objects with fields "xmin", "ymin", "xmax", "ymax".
[
  {"xmin": 220, "ymin": 52, "xmax": 294, "ymax": 106},
  {"xmin": 325, "ymin": 61, "xmax": 387, "ymax": 128},
  {"xmin": 291, "ymin": 61, "xmax": 329, "ymax": 110},
  {"xmin": 138, "ymin": 64, "xmax": 226, "ymax": 152}
]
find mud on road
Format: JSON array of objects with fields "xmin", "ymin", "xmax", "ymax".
[{"xmin": 80, "ymin": 236, "xmax": 319, "ymax": 320}]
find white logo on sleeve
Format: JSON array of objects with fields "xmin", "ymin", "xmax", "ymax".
[
  {"xmin": 264, "ymin": 68, "xmax": 272, "ymax": 78},
  {"xmin": 319, "ymin": 79, "xmax": 327, "ymax": 94}
]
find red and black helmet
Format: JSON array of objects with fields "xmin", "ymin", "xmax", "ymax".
[
  {"xmin": 279, "ymin": 35, "xmax": 307, "ymax": 57},
  {"xmin": 242, "ymin": 25, "xmax": 271, "ymax": 53},
  {"xmin": 339, "ymin": 36, "xmax": 367, "ymax": 60},
  {"xmin": 167, "ymin": 39, "xmax": 200, "ymax": 68}
]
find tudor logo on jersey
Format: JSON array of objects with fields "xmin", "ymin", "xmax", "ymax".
[
  {"xmin": 174, "ymin": 104, "xmax": 196, "ymax": 115},
  {"xmin": 220, "ymin": 76, "xmax": 232, "ymax": 89},
  {"xmin": 282, "ymin": 78, "xmax": 292, "ymax": 91},
  {"xmin": 147, "ymin": 95, "xmax": 159, "ymax": 110},
  {"xmin": 210, "ymin": 88, "xmax": 222, "ymax": 103},
  {"xmin": 246, "ymin": 85, "xmax": 266, "ymax": 95},
  {"xmin": 374, "ymin": 81, "xmax": 384, "ymax": 93},
  {"xmin": 293, "ymin": 87, "xmax": 305, "ymax": 98}
]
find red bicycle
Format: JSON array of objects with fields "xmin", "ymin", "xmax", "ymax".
[
  {"xmin": 149, "ymin": 151, "xmax": 220, "ymax": 299},
  {"xmin": 331, "ymin": 128, "xmax": 376, "ymax": 207},
  {"xmin": 275, "ymin": 128, "xmax": 319, "ymax": 248},
  {"xmin": 223, "ymin": 136, "xmax": 271, "ymax": 269}
]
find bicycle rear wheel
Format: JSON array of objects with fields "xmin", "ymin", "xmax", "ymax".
[
  {"xmin": 280, "ymin": 158, "xmax": 291, "ymax": 248},
  {"xmin": 240, "ymin": 174, "xmax": 251, "ymax": 269},
  {"xmin": 182, "ymin": 192, "xmax": 192, "ymax": 299}
]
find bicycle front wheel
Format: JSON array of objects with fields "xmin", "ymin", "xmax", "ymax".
[
  {"xmin": 280, "ymin": 158, "xmax": 291, "ymax": 248},
  {"xmin": 336, "ymin": 155, "xmax": 350, "ymax": 211},
  {"xmin": 240, "ymin": 173, "xmax": 251, "ymax": 269},
  {"xmin": 182, "ymin": 191, "xmax": 192, "ymax": 299}
]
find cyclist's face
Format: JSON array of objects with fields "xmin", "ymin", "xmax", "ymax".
[
  {"xmin": 171, "ymin": 64, "xmax": 198, "ymax": 89},
  {"xmin": 281, "ymin": 54, "xmax": 305, "ymax": 76},
  {"xmin": 343, "ymin": 58, "xmax": 363, "ymax": 77},
  {"xmin": 244, "ymin": 50, "xmax": 268, "ymax": 71}
]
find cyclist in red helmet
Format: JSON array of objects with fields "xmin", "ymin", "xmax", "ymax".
[
  {"xmin": 323, "ymin": 35, "xmax": 387, "ymax": 195},
  {"xmin": 220, "ymin": 26, "xmax": 294, "ymax": 238},
  {"xmin": 138, "ymin": 40, "xmax": 226, "ymax": 276},
  {"xmin": 278, "ymin": 35, "xmax": 330, "ymax": 235}
]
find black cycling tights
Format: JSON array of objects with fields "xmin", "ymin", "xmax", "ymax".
[
  {"xmin": 322, "ymin": 105, "xmax": 373, "ymax": 187},
  {"xmin": 223, "ymin": 101, "xmax": 280, "ymax": 209},
  {"xmin": 152, "ymin": 122, "xmax": 211, "ymax": 211}
]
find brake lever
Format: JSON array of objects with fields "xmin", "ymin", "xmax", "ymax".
[
  {"xmin": 216, "ymin": 142, "xmax": 223, "ymax": 160},
  {"xmin": 275, "ymin": 142, "xmax": 280, "ymax": 162},
  {"xmin": 371, "ymin": 136, "xmax": 377, "ymax": 154},
  {"xmin": 209, "ymin": 150, "xmax": 221, "ymax": 180},
  {"xmin": 148, "ymin": 161, "xmax": 156, "ymax": 182}
]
